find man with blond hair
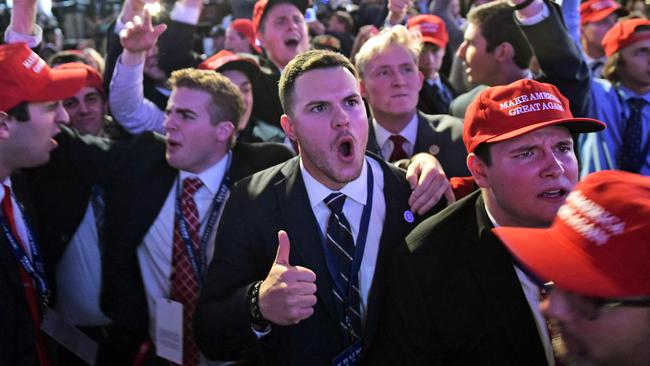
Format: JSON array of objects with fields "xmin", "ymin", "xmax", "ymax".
[{"xmin": 354, "ymin": 25, "xmax": 468, "ymax": 178}]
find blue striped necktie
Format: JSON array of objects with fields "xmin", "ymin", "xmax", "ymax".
[{"xmin": 619, "ymin": 98, "xmax": 647, "ymax": 173}]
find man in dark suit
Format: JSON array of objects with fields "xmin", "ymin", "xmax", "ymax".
[
  {"xmin": 407, "ymin": 14, "xmax": 458, "ymax": 115},
  {"xmin": 450, "ymin": 0, "xmax": 592, "ymax": 120},
  {"xmin": 354, "ymin": 25, "xmax": 469, "ymax": 178},
  {"xmin": 89, "ymin": 69, "xmax": 293, "ymax": 366},
  {"xmin": 0, "ymin": 42, "xmax": 88, "ymax": 366},
  {"xmin": 194, "ymin": 49, "xmax": 448, "ymax": 365},
  {"xmin": 366, "ymin": 79, "xmax": 606, "ymax": 365}
]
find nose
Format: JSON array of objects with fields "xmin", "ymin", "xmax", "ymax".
[
  {"xmin": 540, "ymin": 288, "xmax": 573, "ymax": 323},
  {"xmin": 55, "ymin": 102, "xmax": 70, "ymax": 126},
  {"xmin": 331, "ymin": 104, "xmax": 350, "ymax": 129},
  {"xmin": 542, "ymin": 149, "xmax": 566, "ymax": 178},
  {"xmin": 78, "ymin": 100, "xmax": 89, "ymax": 114},
  {"xmin": 456, "ymin": 41, "xmax": 468, "ymax": 61},
  {"xmin": 163, "ymin": 113, "xmax": 177, "ymax": 132}
]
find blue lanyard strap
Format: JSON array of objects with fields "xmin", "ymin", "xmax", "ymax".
[
  {"xmin": 320, "ymin": 164, "xmax": 374, "ymax": 313},
  {"xmin": 174, "ymin": 154, "xmax": 232, "ymax": 286},
  {"xmin": 0, "ymin": 209, "xmax": 50, "ymax": 306}
]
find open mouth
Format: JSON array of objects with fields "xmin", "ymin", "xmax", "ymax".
[
  {"xmin": 538, "ymin": 188, "xmax": 568, "ymax": 199},
  {"xmin": 336, "ymin": 137, "xmax": 354, "ymax": 160},
  {"xmin": 284, "ymin": 38, "xmax": 300, "ymax": 48}
]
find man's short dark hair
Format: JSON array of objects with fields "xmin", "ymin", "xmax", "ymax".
[
  {"xmin": 279, "ymin": 49, "xmax": 359, "ymax": 116},
  {"xmin": 467, "ymin": 0, "xmax": 533, "ymax": 69},
  {"xmin": 473, "ymin": 143, "xmax": 492, "ymax": 166},
  {"xmin": 7, "ymin": 102, "xmax": 30, "ymax": 122}
]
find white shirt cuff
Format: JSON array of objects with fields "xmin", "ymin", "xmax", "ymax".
[
  {"xmin": 4, "ymin": 25, "xmax": 43, "ymax": 48},
  {"xmin": 516, "ymin": 3, "xmax": 550, "ymax": 25}
]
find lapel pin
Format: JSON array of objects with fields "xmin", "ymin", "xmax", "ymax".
[
  {"xmin": 404, "ymin": 210, "xmax": 414, "ymax": 223},
  {"xmin": 428, "ymin": 144, "xmax": 440, "ymax": 155}
]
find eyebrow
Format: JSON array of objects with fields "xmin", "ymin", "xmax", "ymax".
[{"xmin": 174, "ymin": 108, "xmax": 198, "ymax": 117}]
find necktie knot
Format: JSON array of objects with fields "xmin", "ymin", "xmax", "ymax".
[
  {"xmin": 388, "ymin": 134, "xmax": 408, "ymax": 161},
  {"xmin": 325, "ymin": 192, "xmax": 346, "ymax": 215},
  {"xmin": 628, "ymin": 98, "xmax": 646, "ymax": 113},
  {"xmin": 182, "ymin": 177, "xmax": 203, "ymax": 197}
]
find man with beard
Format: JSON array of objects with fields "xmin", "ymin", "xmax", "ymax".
[
  {"xmin": 366, "ymin": 79, "xmax": 605, "ymax": 365},
  {"xmin": 194, "ymin": 49, "xmax": 448, "ymax": 365},
  {"xmin": 494, "ymin": 170, "xmax": 650, "ymax": 366}
]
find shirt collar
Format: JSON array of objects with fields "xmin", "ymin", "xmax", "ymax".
[
  {"xmin": 0, "ymin": 177, "xmax": 10, "ymax": 202},
  {"xmin": 372, "ymin": 114, "xmax": 419, "ymax": 148},
  {"xmin": 178, "ymin": 151, "xmax": 231, "ymax": 195},
  {"xmin": 299, "ymin": 157, "xmax": 369, "ymax": 210},
  {"xmin": 617, "ymin": 85, "xmax": 650, "ymax": 103}
]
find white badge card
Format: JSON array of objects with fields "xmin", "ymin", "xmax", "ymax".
[
  {"xmin": 155, "ymin": 298, "xmax": 183, "ymax": 365},
  {"xmin": 41, "ymin": 308, "xmax": 98, "ymax": 365}
]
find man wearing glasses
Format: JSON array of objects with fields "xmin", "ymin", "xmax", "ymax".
[{"xmin": 494, "ymin": 170, "xmax": 650, "ymax": 366}]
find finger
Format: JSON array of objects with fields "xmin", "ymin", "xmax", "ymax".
[
  {"xmin": 411, "ymin": 175, "xmax": 447, "ymax": 214},
  {"xmin": 295, "ymin": 294, "xmax": 318, "ymax": 308},
  {"xmin": 292, "ymin": 266, "xmax": 317, "ymax": 282},
  {"xmin": 443, "ymin": 185, "xmax": 456, "ymax": 207},
  {"xmin": 408, "ymin": 168, "xmax": 434, "ymax": 207},
  {"xmin": 132, "ymin": 15, "xmax": 143, "ymax": 27},
  {"xmin": 274, "ymin": 230, "xmax": 291, "ymax": 266},
  {"xmin": 152, "ymin": 23, "xmax": 167, "ymax": 38},
  {"xmin": 405, "ymin": 160, "xmax": 420, "ymax": 190},
  {"xmin": 142, "ymin": 6, "xmax": 152, "ymax": 28},
  {"xmin": 290, "ymin": 282, "xmax": 317, "ymax": 296},
  {"xmin": 291, "ymin": 306, "xmax": 315, "ymax": 324}
]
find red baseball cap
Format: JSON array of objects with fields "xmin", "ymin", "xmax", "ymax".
[
  {"xmin": 601, "ymin": 18, "xmax": 650, "ymax": 57},
  {"xmin": 230, "ymin": 18, "xmax": 262, "ymax": 53},
  {"xmin": 463, "ymin": 79, "xmax": 605, "ymax": 153},
  {"xmin": 198, "ymin": 50, "xmax": 261, "ymax": 81},
  {"xmin": 0, "ymin": 43, "xmax": 87, "ymax": 112},
  {"xmin": 407, "ymin": 14, "xmax": 449, "ymax": 49},
  {"xmin": 494, "ymin": 170, "xmax": 650, "ymax": 298},
  {"xmin": 579, "ymin": 0, "xmax": 627, "ymax": 26},
  {"xmin": 54, "ymin": 62, "xmax": 104, "ymax": 97},
  {"xmin": 252, "ymin": 0, "xmax": 308, "ymax": 35}
]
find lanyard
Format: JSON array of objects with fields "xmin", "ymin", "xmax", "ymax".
[
  {"xmin": 174, "ymin": 154, "xmax": 232, "ymax": 286},
  {"xmin": 0, "ymin": 201, "xmax": 50, "ymax": 307},
  {"xmin": 320, "ymin": 164, "xmax": 374, "ymax": 315}
]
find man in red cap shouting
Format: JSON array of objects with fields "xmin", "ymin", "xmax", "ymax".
[
  {"xmin": 580, "ymin": 18, "xmax": 650, "ymax": 176},
  {"xmin": 0, "ymin": 42, "xmax": 87, "ymax": 366},
  {"xmin": 579, "ymin": 0, "xmax": 628, "ymax": 77},
  {"xmin": 367, "ymin": 79, "xmax": 605, "ymax": 365},
  {"xmin": 494, "ymin": 170, "xmax": 650, "ymax": 366}
]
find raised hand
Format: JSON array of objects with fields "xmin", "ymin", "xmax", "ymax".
[
  {"xmin": 258, "ymin": 231, "xmax": 318, "ymax": 325},
  {"xmin": 119, "ymin": 7, "xmax": 167, "ymax": 54}
]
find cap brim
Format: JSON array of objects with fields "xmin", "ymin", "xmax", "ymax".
[
  {"xmin": 217, "ymin": 59, "xmax": 261, "ymax": 81},
  {"xmin": 422, "ymin": 36, "xmax": 446, "ymax": 49},
  {"xmin": 485, "ymin": 117, "xmax": 606, "ymax": 145},
  {"xmin": 582, "ymin": 7, "xmax": 627, "ymax": 24},
  {"xmin": 31, "ymin": 68, "xmax": 87, "ymax": 102},
  {"xmin": 493, "ymin": 226, "xmax": 629, "ymax": 298}
]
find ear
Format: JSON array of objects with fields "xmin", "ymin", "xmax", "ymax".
[
  {"xmin": 467, "ymin": 153, "xmax": 491, "ymax": 189},
  {"xmin": 0, "ymin": 112, "xmax": 11, "ymax": 140},
  {"xmin": 215, "ymin": 121, "xmax": 236, "ymax": 142},
  {"xmin": 359, "ymin": 79, "xmax": 367, "ymax": 98},
  {"xmin": 494, "ymin": 42, "xmax": 514, "ymax": 63},
  {"xmin": 280, "ymin": 114, "xmax": 297, "ymax": 141}
]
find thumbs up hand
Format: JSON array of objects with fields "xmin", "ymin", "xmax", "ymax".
[{"xmin": 258, "ymin": 230, "xmax": 317, "ymax": 325}]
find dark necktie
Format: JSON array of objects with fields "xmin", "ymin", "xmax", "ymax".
[
  {"xmin": 170, "ymin": 177, "xmax": 203, "ymax": 366},
  {"xmin": 90, "ymin": 185, "xmax": 105, "ymax": 252},
  {"xmin": 618, "ymin": 98, "xmax": 647, "ymax": 173},
  {"xmin": 388, "ymin": 134, "xmax": 408, "ymax": 162},
  {"xmin": 590, "ymin": 60, "xmax": 604, "ymax": 76},
  {"xmin": 1, "ymin": 185, "xmax": 50, "ymax": 366},
  {"xmin": 433, "ymin": 83, "xmax": 451, "ymax": 111},
  {"xmin": 324, "ymin": 192, "xmax": 362, "ymax": 343}
]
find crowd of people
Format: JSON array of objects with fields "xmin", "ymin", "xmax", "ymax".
[{"xmin": 0, "ymin": 0, "xmax": 649, "ymax": 365}]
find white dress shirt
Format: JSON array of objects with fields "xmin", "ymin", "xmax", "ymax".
[
  {"xmin": 372, "ymin": 114, "xmax": 418, "ymax": 160},
  {"xmin": 299, "ymin": 156, "xmax": 386, "ymax": 324}
]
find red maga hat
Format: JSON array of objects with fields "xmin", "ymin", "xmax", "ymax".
[
  {"xmin": 230, "ymin": 18, "xmax": 262, "ymax": 53},
  {"xmin": 601, "ymin": 18, "xmax": 650, "ymax": 57},
  {"xmin": 54, "ymin": 62, "xmax": 104, "ymax": 97},
  {"xmin": 462, "ymin": 79, "xmax": 605, "ymax": 153},
  {"xmin": 407, "ymin": 14, "xmax": 449, "ymax": 49},
  {"xmin": 579, "ymin": 0, "xmax": 627, "ymax": 26},
  {"xmin": 198, "ymin": 50, "xmax": 261, "ymax": 81},
  {"xmin": 494, "ymin": 170, "xmax": 650, "ymax": 298},
  {"xmin": 0, "ymin": 43, "xmax": 87, "ymax": 112},
  {"xmin": 252, "ymin": 0, "xmax": 308, "ymax": 36}
]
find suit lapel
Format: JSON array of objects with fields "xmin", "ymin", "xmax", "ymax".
[
  {"xmin": 466, "ymin": 195, "xmax": 548, "ymax": 364},
  {"xmin": 274, "ymin": 159, "xmax": 340, "ymax": 322},
  {"xmin": 366, "ymin": 122, "xmax": 382, "ymax": 157},
  {"xmin": 414, "ymin": 111, "xmax": 439, "ymax": 155}
]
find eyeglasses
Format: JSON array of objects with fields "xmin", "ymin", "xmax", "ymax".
[{"xmin": 542, "ymin": 282, "xmax": 650, "ymax": 320}]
